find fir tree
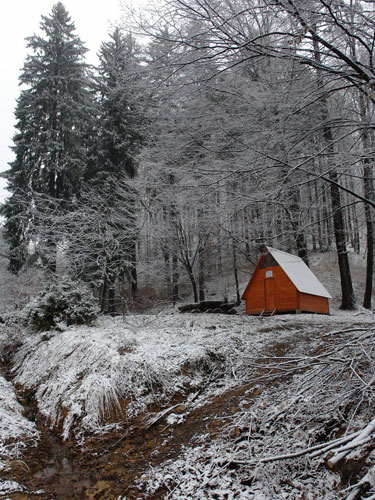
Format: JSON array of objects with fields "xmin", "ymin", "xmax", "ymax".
[
  {"xmin": 93, "ymin": 28, "xmax": 143, "ymax": 181},
  {"xmin": 1, "ymin": 2, "xmax": 93, "ymax": 272},
  {"xmin": 85, "ymin": 28, "xmax": 144, "ymax": 302}
]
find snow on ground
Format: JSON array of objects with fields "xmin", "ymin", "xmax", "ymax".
[
  {"xmin": 3, "ymin": 307, "xmax": 375, "ymax": 498},
  {"xmin": 136, "ymin": 315, "xmax": 375, "ymax": 500},
  {"xmin": 0, "ymin": 323, "xmax": 39, "ymax": 470},
  {"xmin": 140, "ymin": 375, "xmax": 342, "ymax": 500},
  {"xmin": 140, "ymin": 424, "xmax": 339, "ymax": 500},
  {"xmin": 12, "ymin": 310, "xmax": 372, "ymax": 445},
  {"xmin": 0, "ymin": 374, "xmax": 39, "ymax": 465},
  {"xmin": 11, "ymin": 312, "xmax": 292, "ymax": 441}
]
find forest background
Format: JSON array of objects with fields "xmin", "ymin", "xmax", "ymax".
[{"xmin": 1, "ymin": 0, "xmax": 374, "ymax": 315}]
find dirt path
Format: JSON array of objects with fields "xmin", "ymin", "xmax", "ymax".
[{"xmin": 2, "ymin": 375, "xmax": 258, "ymax": 499}]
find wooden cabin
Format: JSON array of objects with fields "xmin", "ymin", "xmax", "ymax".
[{"xmin": 241, "ymin": 247, "xmax": 331, "ymax": 315}]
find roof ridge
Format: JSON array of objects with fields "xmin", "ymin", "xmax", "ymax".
[{"xmin": 266, "ymin": 246, "xmax": 302, "ymax": 260}]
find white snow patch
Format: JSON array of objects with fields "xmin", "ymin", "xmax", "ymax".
[
  {"xmin": 0, "ymin": 375, "xmax": 39, "ymax": 459},
  {"xmin": 0, "ymin": 480, "xmax": 24, "ymax": 494}
]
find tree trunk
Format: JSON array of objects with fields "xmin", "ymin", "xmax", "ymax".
[
  {"xmin": 232, "ymin": 239, "xmax": 241, "ymax": 305},
  {"xmin": 129, "ymin": 240, "xmax": 137, "ymax": 302},
  {"xmin": 244, "ymin": 208, "xmax": 251, "ymax": 259},
  {"xmin": 172, "ymin": 253, "xmax": 179, "ymax": 305},
  {"xmin": 198, "ymin": 249, "xmax": 205, "ymax": 302},
  {"xmin": 313, "ymin": 180, "xmax": 323, "ymax": 250},
  {"xmin": 328, "ymin": 170, "xmax": 355, "ymax": 309},
  {"xmin": 197, "ymin": 207, "xmax": 206, "ymax": 302},
  {"xmin": 359, "ymin": 93, "xmax": 374, "ymax": 309},
  {"xmin": 130, "ymin": 265, "xmax": 138, "ymax": 302},
  {"xmin": 313, "ymin": 34, "xmax": 355, "ymax": 310},
  {"xmin": 108, "ymin": 280, "xmax": 116, "ymax": 315},
  {"xmin": 363, "ymin": 200, "xmax": 374, "ymax": 309},
  {"xmin": 188, "ymin": 268, "xmax": 199, "ymax": 303},
  {"xmin": 101, "ymin": 276, "xmax": 107, "ymax": 313},
  {"xmin": 290, "ymin": 192, "xmax": 309, "ymax": 265},
  {"xmin": 162, "ymin": 247, "xmax": 170, "ymax": 290},
  {"xmin": 162, "ymin": 206, "xmax": 171, "ymax": 291}
]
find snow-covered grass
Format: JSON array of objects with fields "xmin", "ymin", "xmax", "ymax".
[
  {"xmin": 12, "ymin": 310, "xmax": 371, "ymax": 445},
  {"xmin": 4, "ymin": 305, "xmax": 375, "ymax": 498},
  {"xmin": 0, "ymin": 322, "xmax": 39, "ymax": 469},
  {"xmin": 12, "ymin": 312, "xmax": 275, "ymax": 441},
  {"xmin": 0, "ymin": 479, "xmax": 25, "ymax": 494},
  {"xmin": 140, "ymin": 436, "xmax": 339, "ymax": 499},
  {"xmin": 0, "ymin": 375, "xmax": 39, "ymax": 465}
]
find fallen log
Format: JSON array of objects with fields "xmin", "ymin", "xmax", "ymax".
[{"xmin": 178, "ymin": 301, "xmax": 237, "ymax": 314}]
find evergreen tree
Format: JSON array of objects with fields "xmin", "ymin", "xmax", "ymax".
[
  {"xmin": 93, "ymin": 27, "xmax": 143, "ymax": 181},
  {"xmin": 1, "ymin": 2, "xmax": 93, "ymax": 272},
  {"xmin": 86, "ymin": 28, "xmax": 144, "ymax": 302}
]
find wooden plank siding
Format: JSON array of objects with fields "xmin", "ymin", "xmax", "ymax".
[
  {"xmin": 299, "ymin": 292, "xmax": 329, "ymax": 314},
  {"xmin": 243, "ymin": 266, "xmax": 298, "ymax": 314}
]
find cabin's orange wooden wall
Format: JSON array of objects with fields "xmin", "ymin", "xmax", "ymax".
[
  {"xmin": 243, "ymin": 266, "xmax": 297, "ymax": 314},
  {"xmin": 243, "ymin": 265, "xmax": 330, "ymax": 315},
  {"xmin": 299, "ymin": 292, "xmax": 329, "ymax": 314}
]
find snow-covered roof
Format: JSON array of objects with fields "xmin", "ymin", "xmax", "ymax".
[{"xmin": 267, "ymin": 247, "xmax": 332, "ymax": 299}]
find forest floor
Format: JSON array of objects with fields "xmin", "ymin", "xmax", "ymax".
[{"xmin": 1, "ymin": 309, "xmax": 375, "ymax": 499}]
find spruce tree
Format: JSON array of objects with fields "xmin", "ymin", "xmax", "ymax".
[
  {"xmin": 86, "ymin": 28, "xmax": 144, "ymax": 303},
  {"xmin": 94, "ymin": 28, "xmax": 143, "ymax": 181},
  {"xmin": 1, "ymin": 2, "xmax": 93, "ymax": 272}
]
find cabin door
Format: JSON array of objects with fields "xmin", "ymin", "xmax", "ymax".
[{"xmin": 264, "ymin": 278, "xmax": 276, "ymax": 311}]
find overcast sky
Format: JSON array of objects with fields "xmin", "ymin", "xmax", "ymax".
[{"xmin": 0, "ymin": 0, "xmax": 144, "ymax": 204}]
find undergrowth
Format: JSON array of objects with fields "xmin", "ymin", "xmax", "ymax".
[{"xmin": 140, "ymin": 325, "xmax": 375, "ymax": 500}]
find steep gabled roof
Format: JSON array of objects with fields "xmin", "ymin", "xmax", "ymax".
[{"xmin": 266, "ymin": 247, "xmax": 332, "ymax": 298}]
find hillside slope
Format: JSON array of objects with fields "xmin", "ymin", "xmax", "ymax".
[{"xmin": 0, "ymin": 310, "xmax": 374, "ymax": 499}]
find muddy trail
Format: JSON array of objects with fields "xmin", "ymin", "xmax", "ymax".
[
  {"xmin": 2, "ymin": 368, "xmax": 259, "ymax": 499},
  {"xmin": 1, "ymin": 319, "xmax": 369, "ymax": 500}
]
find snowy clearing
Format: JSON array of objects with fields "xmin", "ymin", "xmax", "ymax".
[{"xmin": 10, "ymin": 313, "xmax": 309, "ymax": 440}]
